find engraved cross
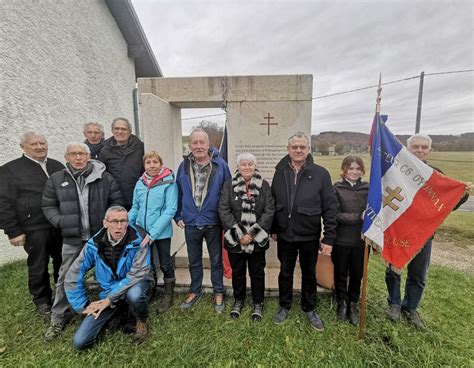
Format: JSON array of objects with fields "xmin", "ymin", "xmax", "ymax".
[
  {"xmin": 382, "ymin": 186, "xmax": 404, "ymax": 211},
  {"xmin": 260, "ymin": 113, "xmax": 278, "ymax": 135}
]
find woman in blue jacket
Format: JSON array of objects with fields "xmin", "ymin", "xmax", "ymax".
[{"xmin": 129, "ymin": 151, "xmax": 178, "ymax": 313}]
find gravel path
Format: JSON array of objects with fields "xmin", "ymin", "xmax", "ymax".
[
  {"xmin": 431, "ymin": 241, "xmax": 473, "ymax": 275},
  {"xmin": 0, "ymin": 236, "xmax": 26, "ymax": 266}
]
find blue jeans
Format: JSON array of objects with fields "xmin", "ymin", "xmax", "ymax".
[
  {"xmin": 385, "ymin": 240, "xmax": 432, "ymax": 312},
  {"xmin": 185, "ymin": 225, "xmax": 224, "ymax": 294},
  {"xmin": 72, "ymin": 281, "xmax": 151, "ymax": 350}
]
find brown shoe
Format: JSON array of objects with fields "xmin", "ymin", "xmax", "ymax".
[{"xmin": 132, "ymin": 320, "xmax": 148, "ymax": 345}]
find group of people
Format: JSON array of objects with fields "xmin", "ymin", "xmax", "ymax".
[{"xmin": 0, "ymin": 120, "xmax": 469, "ymax": 350}]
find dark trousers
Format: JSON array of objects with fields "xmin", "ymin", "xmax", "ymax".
[
  {"xmin": 277, "ymin": 239, "xmax": 318, "ymax": 312},
  {"xmin": 23, "ymin": 227, "xmax": 63, "ymax": 306},
  {"xmin": 228, "ymin": 251, "xmax": 266, "ymax": 304},
  {"xmin": 154, "ymin": 238, "xmax": 175, "ymax": 280},
  {"xmin": 332, "ymin": 243, "xmax": 365, "ymax": 303}
]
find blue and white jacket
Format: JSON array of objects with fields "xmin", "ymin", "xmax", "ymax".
[
  {"xmin": 64, "ymin": 225, "xmax": 154, "ymax": 313},
  {"xmin": 128, "ymin": 169, "xmax": 178, "ymax": 241},
  {"xmin": 174, "ymin": 148, "xmax": 231, "ymax": 226}
]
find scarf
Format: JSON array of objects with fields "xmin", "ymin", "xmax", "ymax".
[
  {"xmin": 141, "ymin": 168, "xmax": 172, "ymax": 190},
  {"xmin": 223, "ymin": 169, "xmax": 269, "ymax": 253},
  {"xmin": 85, "ymin": 139, "xmax": 104, "ymax": 159},
  {"xmin": 66, "ymin": 162, "xmax": 94, "ymax": 191}
]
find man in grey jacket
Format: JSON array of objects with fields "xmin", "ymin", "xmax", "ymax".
[{"xmin": 41, "ymin": 142, "xmax": 123, "ymax": 341}]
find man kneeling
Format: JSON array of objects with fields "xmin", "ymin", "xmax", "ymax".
[{"xmin": 64, "ymin": 206, "xmax": 154, "ymax": 349}]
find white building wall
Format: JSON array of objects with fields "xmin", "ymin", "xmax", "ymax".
[
  {"xmin": 0, "ymin": 0, "xmax": 137, "ymax": 165},
  {"xmin": 0, "ymin": 0, "xmax": 138, "ymax": 258}
]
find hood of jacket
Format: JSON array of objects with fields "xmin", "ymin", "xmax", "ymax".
[{"xmin": 64, "ymin": 159, "xmax": 106, "ymax": 185}]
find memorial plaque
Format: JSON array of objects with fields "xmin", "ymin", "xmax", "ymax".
[{"xmin": 227, "ymin": 101, "xmax": 311, "ymax": 183}]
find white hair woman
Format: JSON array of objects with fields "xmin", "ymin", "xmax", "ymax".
[{"xmin": 218, "ymin": 153, "xmax": 275, "ymax": 322}]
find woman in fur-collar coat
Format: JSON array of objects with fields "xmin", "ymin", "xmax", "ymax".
[{"xmin": 219, "ymin": 153, "xmax": 275, "ymax": 322}]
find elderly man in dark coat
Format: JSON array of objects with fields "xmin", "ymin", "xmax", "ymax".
[{"xmin": 0, "ymin": 131, "xmax": 64, "ymax": 315}]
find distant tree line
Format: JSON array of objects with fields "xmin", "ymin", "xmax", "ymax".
[
  {"xmin": 183, "ymin": 125, "xmax": 473, "ymax": 154},
  {"xmin": 311, "ymin": 132, "xmax": 474, "ymax": 155}
]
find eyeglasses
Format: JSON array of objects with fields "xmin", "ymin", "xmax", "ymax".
[
  {"xmin": 107, "ymin": 219, "xmax": 128, "ymax": 225},
  {"xmin": 113, "ymin": 127, "xmax": 129, "ymax": 132},
  {"xmin": 289, "ymin": 145, "xmax": 308, "ymax": 150},
  {"xmin": 66, "ymin": 152, "xmax": 88, "ymax": 157}
]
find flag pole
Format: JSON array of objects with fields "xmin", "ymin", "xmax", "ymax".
[{"xmin": 359, "ymin": 73, "xmax": 382, "ymax": 339}]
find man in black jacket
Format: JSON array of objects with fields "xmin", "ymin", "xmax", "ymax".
[
  {"xmin": 271, "ymin": 132, "xmax": 337, "ymax": 331},
  {"xmin": 42, "ymin": 142, "xmax": 123, "ymax": 340},
  {"xmin": 0, "ymin": 132, "xmax": 64, "ymax": 315},
  {"xmin": 98, "ymin": 118, "xmax": 144, "ymax": 210}
]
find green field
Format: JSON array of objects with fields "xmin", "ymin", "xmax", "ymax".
[
  {"xmin": 314, "ymin": 151, "xmax": 473, "ymax": 183},
  {"xmin": 0, "ymin": 258, "xmax": 473, "ymax": 367}
]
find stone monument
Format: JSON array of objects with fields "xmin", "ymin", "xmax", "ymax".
[{"xmin": 137, "ymin": 74, "xmax": 312, "ymax": 273}]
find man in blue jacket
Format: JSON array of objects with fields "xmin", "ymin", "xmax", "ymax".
[
  {"xmin": 175, "ymin": 128, "xmax": 231, "ymax": 312},
  {"xmin": 64, "ymin": 206, "xmax": 154, "ymax": 349}
]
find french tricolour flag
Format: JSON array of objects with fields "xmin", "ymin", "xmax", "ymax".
[{"xmin": 362, "ymin": 115, "xmax": 466, "ymax": 269}]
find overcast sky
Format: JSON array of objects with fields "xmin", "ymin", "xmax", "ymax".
[{"xmin": 133, "ymin": 0, "xmax": 473, "ymax": 136}]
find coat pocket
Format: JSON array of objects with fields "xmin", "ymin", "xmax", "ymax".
[
  {"xmin": 293, "ymin": 206, "xmax": 322, "ymax": 235},
  {"xmin": 296, "ymin": 206, "xmax": 321, "ymax": 216}
]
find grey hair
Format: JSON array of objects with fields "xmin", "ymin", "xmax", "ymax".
[
  {"xmin": 83, "ymin": 122, "xmax": 104, "ymax": 133},
  {"xmin": 288, "ymin": 132, "xmax": 310, "ymax": 147},
  {"xmin": 189, "ymin": 127, "xmax": 210, "ymax": 144},
  {"xmin": 65, "ymin": 142, "xmax": 91, "ymax": 154},
  {"xmin": 111, "ymin": 117, "xmax": 132, "ymax": 132},
  {"xmin": 104, "ymin": 206, "xmax": 128, "ymax": 220},
  {"xmin": 20, "ymin": 131, "xmax": 47, "ymax": 145},
  {"xmin": 236, "ymin": 152, "xmax": 257, "ymax": 166},
  {"xmin": 407, "ymin": 133, "xmax": 432, "ymax": 149}
]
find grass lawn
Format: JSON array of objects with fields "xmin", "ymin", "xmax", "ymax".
[{"xmin": 1, "ymin": 257, "xmax": 473, "ymax": 367}]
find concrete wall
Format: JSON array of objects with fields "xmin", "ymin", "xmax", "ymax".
[
  {"xmin": 0, "ymin": 0, "xmax": 137, "ymax": 165},
  {"xmin": 0, "ymin": 0, "xmax": 137, "ymax": 253},
  {"xmin": 139, "ymin": 93, "xmax": 185, "ymax": 255}
]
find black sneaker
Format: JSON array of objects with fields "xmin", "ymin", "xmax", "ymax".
[
  {"xmin": 251, "ymin": 303, "xmax": 264, "ymax": 322},
  {"xmin": 36, "ymin": 303, "xmax": 52, "ymax": 316},
  {"xmin": 273, "ymin": 307, "xmax": 290, "ymax": 324},
  {"xmin": 305, "ymin": 311, "xmax": 324, "ymax": 331},
  {"xmin": 336, "ymin": 300, "xmax": 348, "ymax": 322},
  {"xmin": 402, "ymin": 309, "xmax": 426, "ymax": 330},
  {"xmin": 385, "ymin": 304, "xmax": 401, "ymax": 321},
  {"xmin": 348, "ymin": 302, "xmax": 360, "ymax": 326},
  {"xmin": 230, "ymin": 299, "xmax": 244, "ymax": 319}
]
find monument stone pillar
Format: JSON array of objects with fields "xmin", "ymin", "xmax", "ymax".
[{"xmin": 137, "ymin": 74, "xmax": 312, "ymax": 270}]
